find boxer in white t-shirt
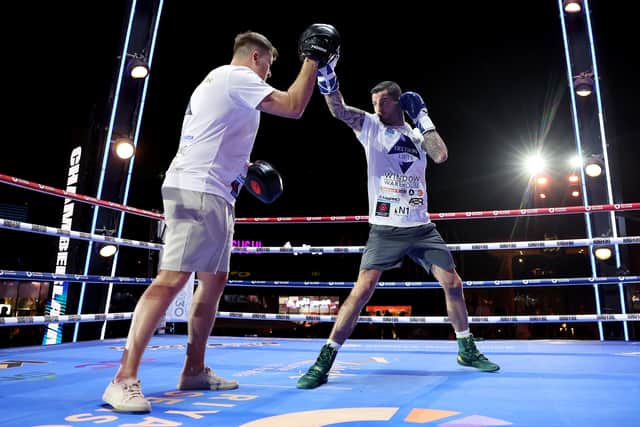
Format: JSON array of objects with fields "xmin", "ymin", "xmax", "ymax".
[{"xmin": 103, "ymin": 26, "xmax": 340, "ymax": 412}]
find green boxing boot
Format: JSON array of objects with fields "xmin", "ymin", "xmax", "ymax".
[
  {"xmin": 457, "ymin": 335, "xmax": 500, "ymax": 372},
  {"xmin": 297, "ymin": 344, "xmax": 338, "ymax": 389}
]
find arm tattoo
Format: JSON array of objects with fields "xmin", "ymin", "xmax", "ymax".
[
  {"xmin": 325, "ymin": 91, "xmax": 365, "ymax": 131},
  {"xmin": 421, "ymin": 130, "xmax": 448, "ymax": 163}
]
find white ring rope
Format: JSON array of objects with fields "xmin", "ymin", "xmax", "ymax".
[
  {"xmin": 0, "ymin": 270, "xmax": 153, "ymax": 285},
  {"xmin": 232, "ymin": 236, "xmax": 640, "ymax": 253},
  {"xmin": 1, "ymin": 311, "xmax": 638, "ymax": 327},
  {"xmin": 2, "ymin": 217, "xmax": 638, "ymax": 253},
  {"xmin": 0, "ymin": 218, "xmax": 163, "ymax": 251},
  {"xmin": 216, "ymin": 312, "xmax": 640, "ymax": 324},
  {"xmin": 0, "ymin": 312, "xmax": 132, "ymax": 327}
]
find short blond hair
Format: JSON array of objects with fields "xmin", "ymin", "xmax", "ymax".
[{"xmin": 233, "ymin": 31, "xmax": 278, "ymax": 60}]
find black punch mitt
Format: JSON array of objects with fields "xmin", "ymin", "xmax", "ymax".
[{"xmin": 245, "ymin": 160, "xmax": 283, "ymax": 204}]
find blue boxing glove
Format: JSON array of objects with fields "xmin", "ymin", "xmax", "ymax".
[
  {"xmin": 317, "ymin": 55, "xmax": 339, "ymax": 95},
  {"xmin": 399, "ymin": 91, "xmax": 435, "ymax": 134}
]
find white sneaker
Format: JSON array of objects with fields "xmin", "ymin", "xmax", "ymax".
[
  {"xmin": 102, "ymin": 379, "xmax": 151, "ymax": 412},
  {"xmin": 177, "ymin": 367, "xmax": 239, "ymax": 390}
]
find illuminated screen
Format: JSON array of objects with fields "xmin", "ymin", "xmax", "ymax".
[
  {"xmin": 365, "ymin": 305, "xmax": 412, "ymax": 316},
  {"xmin": 279, "ymin": 296, "xmax": 339, "ymax": 315}
]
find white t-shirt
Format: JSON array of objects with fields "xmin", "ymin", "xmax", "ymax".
[
  {"xmin": 162, "ymin": 65, "xmax": 275, "ymax": 204},
  {"xmin": 356, "ymin": 112, "xmax": 431, "ymax": 227}
]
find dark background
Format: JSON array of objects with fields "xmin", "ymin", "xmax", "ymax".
[
  {"xmin": 73, "ymin": 3, "xmax": 637, "ymax": 235},
  {"xmin": 5, "ymin": 0, "xmax": 640, "ymax": 276},
  {"xmin": 1, "ymin": 2, "xmax": 639, "ymax": 341}
]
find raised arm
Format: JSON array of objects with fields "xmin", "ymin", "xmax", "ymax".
[
  {"xmin": 324, "ymin": 91, "xmax": 366, "ymax": 132},
  {"xmin": 258, "ymin": 58, "xmax": 318, "ymax": 119},
  {"xmin": 400, "ymin": 91, "xmax": 448, "ymax": 163},
  {"xmin": 316, "ymin": 56, "xmax": 366, "ymax": 132},
  {"xmin": 259, "ymin": 23, "xmax": 340, "ymax": 119}
]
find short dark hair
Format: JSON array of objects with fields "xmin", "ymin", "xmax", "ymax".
[
  {"xmin": 370, "ymin": 81, "xmax": 402, "ymax": 100},
  {"xmin": 233, "ymin": 31, "xmax": 279, "ymax": 60}
]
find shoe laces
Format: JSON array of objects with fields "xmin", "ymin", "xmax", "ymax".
[
  {"xmin": 472, "ymin": 351, "xmax": 489, "ymax": 361},
  {"xmin": 305, "ymin": 346, "xmax": 335, "ymax": 377},
  {"xmin": 207, "ymin": 369, "xmax": 227, "ymax": 382},
  {"xmin": 461, "ymin": 338, "xmax": 488, "ymax": 360},
  {"xmin": 305, "ymin": 365, "xmax": 327, "ymax": 380},
  {"xmin": 319, "ymin": 346, "xmax": 337, "ymax": 365},
  {"xmin": 122, "ymin": 381, "xmax": 144, "ymax": 401}
]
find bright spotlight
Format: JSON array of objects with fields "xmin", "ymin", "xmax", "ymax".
[
  {"xmin": 99, "ymin": 244, "xmax": 118, "ymax": 258},
  {"xmin": 568, "ymin": 155, "xmax": 582, "ymax": 169},
  {"xmin": 584, "ymin": 154, "xmax": 604, "ymax": 177},
  {"xmin": 525, "ymin": 154, "xmax": 546, "ymax": 176},
  {"xmin": 127, "ymin": 55, "xmax": 149, "ymax": 79},
  {"xmin": 563, "ymin": 0, "xmax": 582, "ymax": 13},
  {"xmin": 585, "ymin": 163, "xmax": 602, "ymax": 178},
  {"xmin": 594, "ymin": 247, "xmax": 612, "ymax": 261},
  {"xmin": 536, "ymin": 176, "xmax": 548, "ymax": 185},
  {"xmin": 130, "ymin": 63, "xmax": 149, "ymax": 79},
  {"xmin": 115, "ymin": 138, "xmax": 135, "ymax": 159},
  {"xmin": 574, "ymin": 72, "xmax": 594, "ymax": 97}
]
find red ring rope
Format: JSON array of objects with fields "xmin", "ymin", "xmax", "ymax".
[{"xmin": 2, "ymin": 173, "xmax": 638, "ymax": 223}]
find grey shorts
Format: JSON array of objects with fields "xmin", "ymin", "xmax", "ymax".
[
  {"xmin": 159, "ymin": 187, "xmax": 234, "ymax": 273},
  {"xmin": 359, "ymin": 223, "xmax": 455, "ymax": 273}
]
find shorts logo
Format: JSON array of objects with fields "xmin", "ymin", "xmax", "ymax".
[{"xmin": 375, "ymin": 202, "xmax": 390, "ymax": 217}]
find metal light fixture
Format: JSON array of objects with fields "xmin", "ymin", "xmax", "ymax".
[
  {"xmin": 574, "ymin": 72, "xmax": 594, "ymax": 97},
  {"xmin": 584, "ymin": 154, "xmax": 604, "ymax": 178},
  {"xmin": 563, "ymin": 0, "xmax": 583, "ymax": 13},
  {"xmin": 594, "ymin": 246, "xmax": 612, "ymax": 261},
  {"xmin": 99, "ymin": 244, "xmax": 118, "ymax": 258},
  {"xmin": 127, "ymin": 54, "xmax": 149, "ymax": 79},
  {"xmin": 97, "ymin": 228, "xmax": 118, "ymax": 258},
  {"xmin": 114, "ymin": 137, "xmax": 135, "ymax": 160}
]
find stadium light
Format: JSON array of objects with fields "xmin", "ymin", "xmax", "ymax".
[
  {"xmin": 127, "ymin": 54, "xmax": 149, "ymax": 79},
  {"xmin": 584, "ymin": 154, "xmax": 604, "ymax": 177},
  {"xmin": 114, "ymin": 137, "xmax": 135, "ymax": 160},
  {"xmin": 574, "ymin": 72, "xmax": 594, "ymax": 97},
  {"xmin": 525, "ymin": 154, "xmax": 546, "ymax": 176},
  {"xmin": 594, "ymin": 246, "xmax": 612, "ymax": 261},
  {"xmin": 563, "ymin": 0, "xmax": 583, "ymax": 13}
]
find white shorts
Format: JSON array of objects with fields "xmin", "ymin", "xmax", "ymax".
[{"xmin": 159, "ymin": 187, "xmax": 234, "ymax": 273}]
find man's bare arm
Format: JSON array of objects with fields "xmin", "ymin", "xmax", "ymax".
[
  {"xmin": 258, "ymin": 58, "xmax": 318, "ymax": 119},
  {"xmin": 422, "ymin": 130, "xmax": 448, "ymax": 163},
  {"xmin": 324, "ymin": 90, "xmax": 366, "ymax": 132}
]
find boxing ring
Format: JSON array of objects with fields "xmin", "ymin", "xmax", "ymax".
[{"xmin": 1, "ymin": 173, "xmax": 639, "ymax": 427}]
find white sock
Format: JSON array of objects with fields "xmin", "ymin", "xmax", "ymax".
[
  {"xmin": 455, "ymin": 329, "xmax": 471, "ymax": 339},
  {"xmin": 326, "ymin": 339, "xmax": 341, "ymax": 350}
]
